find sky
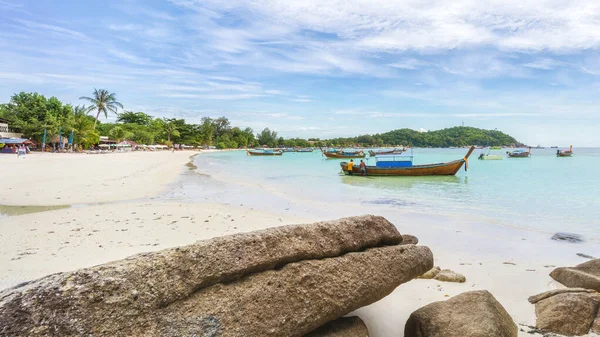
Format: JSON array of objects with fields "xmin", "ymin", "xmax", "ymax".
[{"xmin": 1, "ymin": 0, "xmax": 600, "ymax": 146}]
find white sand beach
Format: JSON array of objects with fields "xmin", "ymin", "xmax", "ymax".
[
  {"xmin": 1, "ymin": 151, "xmax": 598, "ymax": 337},
  {"xmin": 0, "ymin": 151, "xmax": 197, "ymax": 206}
]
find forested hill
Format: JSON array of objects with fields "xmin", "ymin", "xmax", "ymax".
[{"xmin": 326, "ymin": 127, "xmax": 521, "ymax": 147}]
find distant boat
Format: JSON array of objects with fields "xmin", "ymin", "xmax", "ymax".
[
  {"xmin": 247, "ymin": 149, "xmax": 283, "ymax": 156},
  {"xmin": 557, "ymin": 145, "xmax": 573, "ymax": 157},
  {"xmin": 321, "ymin": 148, "xmax": 366, "ymax": 159},
  {"xmin": 297, "ymin": 148, "xmax": 314, "ymax": 153},
  {"xmin": 368, "ymin": 148, "xmax": 404, "ymax": 156},
  {"xmin": 340, "ymin": 146, "xmax": 475, "ymax": 176},
  {"xmin": 478, "ymin": 148, "xmax": 503, "ymax": 160},
  {"xmin": 551, "ymin": 146, "xmax": 558, "ymax": 149},
  {"xmin": 507, "ymin": 148, "xmax": 531, "ymax": 158},
  {"xmin": 490, "ymin": 146, "xmax": 502, "ymax": 150}
]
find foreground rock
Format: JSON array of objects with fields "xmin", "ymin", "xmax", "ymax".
[
  {"xmin": 529, "ymin": 288, "xmax": 600, "ymax": 336},
  {"xmin": 434, "ymin": 269, "xmax": 466, "ymax": 283},
  {"xmin": 550, "ymin": 258, "xmax": 600, "ymax": 291},
  {"xmin": 404, "ymin": 290, "xmax": 517, "ymax": 337},
  {"xmin": 401, "ymin": 234, "xmax": 419, "ymax": 245},
  {"xmin": 0, "ymin": 215, "xmax": 432, "ymax": 337},
  {"xmin": 304, "ymin": 316, "xmax": 369, "ymax": 337},
  {"xmin": 418, "ymin": 266, "xmax": 441, "ymax": 279}
]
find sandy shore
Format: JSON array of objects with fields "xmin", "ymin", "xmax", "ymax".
[
  {"xmin": 0, "ymin": 151, "xmax": 197, "ymax": 206},
  {"xmin": 1, "ymin": 151, "xmax": 598, "ymax": 337}
]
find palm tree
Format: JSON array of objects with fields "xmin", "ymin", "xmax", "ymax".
[
  {"xmin": 71, "ymin": 105, "xmax": 99, "ymax": 148},
  {"xmin": 79, "ymin": 89, "xmax": 123, "ymax": 128}
]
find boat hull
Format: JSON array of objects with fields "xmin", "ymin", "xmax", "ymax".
[
  {"xmin": 557, "ymin": 152, "xmax": 573, "ymax": 157},
  {"xmin": 247, "ymin": 150, "xmax": 283, "ymax": 156},
  {"xmin": 507, "ymin": 152, "xmax": 531, "ymax": 158},
  {"xmin": 340, "ymin": 159, "xmax": 466, "ymax": 176},
  {"xmin": 479, "ymin": 155, "xmax": 503, "ymax": 160},
  {"xmin": 322, "ymin": 150, "xmax": 366, "ymax": 158}
]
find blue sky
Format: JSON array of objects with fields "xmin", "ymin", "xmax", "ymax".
[{"xmin": 1, "ymin": 0, "xmax": 600, "ymax": 145}]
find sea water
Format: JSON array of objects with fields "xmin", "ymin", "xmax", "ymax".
[{"xmin": 178, "ymin": 148, "xmax": 600, "ymax": 240}]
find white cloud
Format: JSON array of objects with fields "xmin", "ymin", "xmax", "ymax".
[{"xmin": 522, "ymin": 58, "xmax": 565, "ymax": 70}]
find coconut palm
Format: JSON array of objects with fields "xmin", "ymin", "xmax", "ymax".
[
  {"xmin": 71, "ymin": 105, "xmax": 99, "ymax": 148},
  {"xmin": 79, "ymin": 89, "xmax": 123, "ymax": 128}
]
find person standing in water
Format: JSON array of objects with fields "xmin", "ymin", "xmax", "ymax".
[
  {"xmin": 359, "ymin": 160, "xmax": 366, "ymax": 176},
  {"xmin": 347, "ymin": 159, "xmax": 354, "ymax": 175}
]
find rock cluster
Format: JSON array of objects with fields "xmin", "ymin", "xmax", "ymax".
[
  {"xmin": 528, "ymin": 258, "xmax": 600, "ymax": 336},
  {"xmin": 529, "ymin": 288, "xmax": 600, "ymax": 336},
  {"xmin": 404, "ymin": 290, "xmax": 517, "ymax": 337},
  {"xmin": 0, "ymin": 215, "xmax": 432, "ymax": 337},
  {"xmin": 550, "ymin": 258, "xmax": 600, "ymax": 291},
  {"xmin": 417, "ymin": 266, "xmax": 466, "ymax": 283}
]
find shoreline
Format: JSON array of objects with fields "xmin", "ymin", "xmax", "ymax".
[{"xmin": 1, "ymin": 151, "xmax": 598, "ymax": 336}]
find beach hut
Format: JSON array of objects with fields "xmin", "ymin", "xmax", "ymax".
[{"xmin": 0, "ymin": 138, "xmax": 35, "ymax": 154}]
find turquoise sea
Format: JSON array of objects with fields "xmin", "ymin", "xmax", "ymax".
[{"xmin": 176, "ymin": 148, "xmax": 600, "ymax": 240}]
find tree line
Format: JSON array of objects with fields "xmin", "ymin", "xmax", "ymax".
[{"xmin": 0, "ymin": 90, "xmax": 520, "ymax": 149}]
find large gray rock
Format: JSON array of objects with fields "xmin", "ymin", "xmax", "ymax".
[
  {"xmin": 0, "ymin": 215, "xmax": 432, "ymax": 337},
  {"xmin": 404, "ymin": 290, "xmax": 517, "ymax": 337},
  {"xmin": 550, "ymin": 258, "xmax": 600, "ymax": 291},
  {"xmin": 304, "ymin": 316, "xmax": 369, "ymax": 337},
  {"xmin": 529, "ymin": 288, "xmax": 600, "ymax": 336}
]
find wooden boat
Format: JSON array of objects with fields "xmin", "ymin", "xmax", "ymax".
[
  {"xmin": 368, "ymin": 148, "xmax": 403, "ymax": 156},
  {"xmin": 340, "ymin": 146, "xmax": 475, "ymax": 176},
  {"xmin": 321, "ymin": 148, "xmax": 366, "ymax": 159},
  {"xmin": 507, "ymin": 148, "xmax": 531, "ymax": 158},
  {"xmin": 478, "ymin": 148, "xmax": 503, "ymax": 160},
  {"xmin": 246, "ymin": 149, "xmax": 283, "ymax": 156},
  {"xmin": 557, "ymin": 145, "xmax": 573, "ymax": 157}
]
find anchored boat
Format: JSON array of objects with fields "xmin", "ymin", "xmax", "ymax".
[
  {"xmin": 507, "ymin": 148, "xmax": 531, "ymax": 158},
  {"xmin": 340, "ymin": 146, "xmax": 475, "ymax": 176},
  {"xmin": 557, "ymin": 145, "xmax": 573, "ymax": 157},
  {"xmin": 368, "ymin": 148, "xmax": 404, "ymax": 156},
  {"xmin": 321, "ymin": 148, "xmax": 366, "ymax": 159},
  {"xmin": 478, "ymin": 147, "xmax": 503, "ymax": 160},
  {"xmin": 246, "ymin": 149, "xmax": 283, "ymax": 156}
]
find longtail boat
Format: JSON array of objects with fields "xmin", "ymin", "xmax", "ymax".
[
  {"xmin": 321, "ymin": 148, "xmax": 366, "ymax": 159},
  {"xmin": 478, "ymin": 147, "xmax": 503, "ymax": 160},
  {"xmin": 246, "ymin": 149, "xmax": 283, "ymax": 156},
  {"xmin": 507, "ymin": 148, "xmax": 531, "ymax": 158},
  {"xmin": 368, "ymin": 148, "xmax": 404, "ymax": 156},
  {"xmin": 340, "ymin": 146, "xmax": 475, "ymax": 176},
  {"xmin": 557, "ymin": 145, "xmax": 573, "ymax": 157}
]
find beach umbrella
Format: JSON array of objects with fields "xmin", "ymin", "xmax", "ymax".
[{"xmin": 41, "ymin": 127, "xmax": 47, "ymax": 150}]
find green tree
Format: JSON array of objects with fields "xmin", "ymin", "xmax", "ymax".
[
  {"xmin": 109, "ymin": 126, "xmax": 133, "ymax": 143},
  {"xmin": 117, "ymin": 111, "xmax": 152, "ymax": 125},
  {"xmin": 79, "ymin": 88, "xmax": 123, "ymax": 128},
  {"xmin": 257, "ymin": 128, "xmax": 278, "ymax": 147},
  {"xmin": 161, "ymin": 118, "xmax": 180, "ymax": 142},
  {"xmin": 70, "ymin": 105, "xmax": 99, "ymax": 148}
]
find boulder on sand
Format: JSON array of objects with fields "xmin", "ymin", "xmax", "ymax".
[
  {"xmin": 0, "ymin": 215, "xmax": 433, "ymax": 337},
  {"xmin": 550, "ymin": 258, "xmax": 600, "ymax": 291},
  {"xmin": 434, "ymin": 269, "xmax": 466, "ymax": 283},
  {"xmin": 418, "ymin": 266, "xmax": 441, "ymax": 279},
  {"xmin": 529, "ymin": 288, "xmax": 600, "ymax": 336},
  {"xmin": 404, "ymin": 290, "xmax": 517, "ymax": 337},
  {"xmin": 304, "ymin": 316, "xmax": 370, "ymax": 337}
]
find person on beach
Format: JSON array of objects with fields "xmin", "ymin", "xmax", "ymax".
[
  {"xmin": 359, "ymin": 160, "xmax": 366, "ymax": 176},
  {"xmin": 347, "ymin": 159, "xmax": 354, "ymax": 175}
]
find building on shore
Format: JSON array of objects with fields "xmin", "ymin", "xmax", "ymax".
[{"xmin": 0, "ymin": 118, "xmax": 23, "ymax": 139}]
